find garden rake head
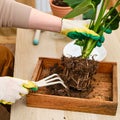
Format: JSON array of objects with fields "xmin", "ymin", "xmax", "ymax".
[{"xmin": 35, "ymin": 73, "xmax": 67, "ymax": 89}]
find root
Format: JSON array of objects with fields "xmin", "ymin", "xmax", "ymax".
[{"xmin": 48, "ymin": 56, "xmax": 99, "ymax": 98}]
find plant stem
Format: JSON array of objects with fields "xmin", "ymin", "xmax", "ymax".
[
  {"xmin": 81, "ymin": 0, "xmax": 111, "ymax": 59},
  {"xmin": 82, "ymin": 39, "xmax": 97, "ymax": 58}
]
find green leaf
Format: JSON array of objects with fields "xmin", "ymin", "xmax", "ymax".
[
  {"xmin": 82, "ymin": 0, "xmax": 101, "ymax": 20},
  {"xmin": 63, "ymin": 0, "xmax": 95, "ymax": 19},
  {"xmin": 74, "ymin": 39, "xmax": 85, "ymax": 46},
  {"xmin": 63, "ymin": 0, "xmax": 84, "ymax": 8},
  {"xmin": 110, "ymin": 22, "xmax": 119, "ymax": 30},
  {"xmin": 92, "ymin": 0, "xmax": 101, "ymax": 7},
  {"xmin": 105, "ymin": 8, "xmax": 120, "ymax": 30},
  {"xmin": 83, "ymin": 9, "xmax": 95, "ymax": 20}
]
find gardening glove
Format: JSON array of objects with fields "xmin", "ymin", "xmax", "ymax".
[
  {"xmin": 0, "ymin": 77, "xmax": 37, "ymax": 105},
  {"xmin": 61, "ymin": 19, "xmax": 105, "ymax": 47}
]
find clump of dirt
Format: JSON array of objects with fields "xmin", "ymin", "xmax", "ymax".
[
  {"xmin": 52, "ymin": 0, "xmax": 69, "ymax": 7},
  {"xmin": 47, "ymin": 56, "xmax": 99, "ymax": 98}
]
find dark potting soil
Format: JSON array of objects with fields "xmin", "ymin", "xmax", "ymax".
[
  {"xmin": 52, "ymin": 0, "xmax": 69, "ymax": 7},
  {"xmin": 47, "ymin": 56, "xmax": 99, "ymax": 98},
  {"xmin": 37, "ymin": 56, "xmax": 112, "ymax": 101}
]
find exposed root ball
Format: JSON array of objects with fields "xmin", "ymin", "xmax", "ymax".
[{"xmin": 47, "ymin": 56, "xmax": 99, "ymax": 98}]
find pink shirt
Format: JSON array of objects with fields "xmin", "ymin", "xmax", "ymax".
[{"xmin": 0, "ymin": 0, "xmax": 32, "ymax": 28}]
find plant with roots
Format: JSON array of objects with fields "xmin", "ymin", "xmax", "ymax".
[{"xmin": 63, "ymin": 0, "xmax": 120, "ymax": 58}]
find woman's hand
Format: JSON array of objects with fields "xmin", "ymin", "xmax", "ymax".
[
  {"xmin": 61, "ymin": 19, "xmax": 105, "ymax": 47},
  {"xmin": 0, "ymin": 77, "xmax": 36, "ymax": 104}
]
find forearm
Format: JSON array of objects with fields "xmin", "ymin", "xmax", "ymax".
[
  {"xmin": 0, "ymin": 0, "xmax": 31, "ymax": 28},
  {"xmin": 28, "ymin": 8, "xmax": 62, "ymax": 32},
  {"xmin": 0, "ymin": 0, "xmax": 62, "ymax": 32}
]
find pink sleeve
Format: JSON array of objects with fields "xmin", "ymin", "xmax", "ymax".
[{"xmin": 0, "ymin": 0, "xmax": 32, "ymax": 28}]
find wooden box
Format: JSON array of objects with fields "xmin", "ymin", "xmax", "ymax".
[{"xmin": 26, "ymin": 57, "xmax": 118, "ymax": 115}]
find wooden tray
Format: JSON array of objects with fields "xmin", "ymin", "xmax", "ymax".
[{"xmin": 26, "ymin": 57, "xmax": 118, "ymax": 115}]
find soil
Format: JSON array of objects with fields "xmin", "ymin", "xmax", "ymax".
[
  {"xmin": 47, "ymin": 56, "xmax": 100, "ymax": 98},
  {"xmin": 52, "ymin": 0, "xmax": 69, "ymax": 7},
  {"xmin": 36, "ymin": 56, "xmax": 112, "ymax": 101}
]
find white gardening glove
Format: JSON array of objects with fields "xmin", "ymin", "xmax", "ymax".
[
  {"xmin": 61, "ymin": 19, "xmax": 104, "ymax": 47},
  {"xmin": 0, "ymin": 77, "xmax": 37, "ymax": 104}
]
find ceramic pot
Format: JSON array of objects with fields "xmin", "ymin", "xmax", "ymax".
[{"xmin": 49, "ymin": 0, "xmax": 72, "ymax": 18}]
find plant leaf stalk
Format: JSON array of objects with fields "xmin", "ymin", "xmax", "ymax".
[
  {"xmin": 63, "ymin": 0, "xmax": 120, "ymax": 59},
  {"xmin": 81, "ymin": 0, "xmax": 120, "ymax": 58}
]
